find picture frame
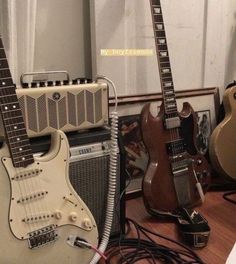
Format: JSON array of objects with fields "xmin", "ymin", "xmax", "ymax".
[
  {"xmin": 109, "ymin": 87, "xmax": 220, "ymax": 198},
  {"xmin": 118, "ymin": 114, "xmax": 149, "ymax": 198},
  {"xmin": 196, "ymin": 110, "xmax": 212, "ymax": 155}
]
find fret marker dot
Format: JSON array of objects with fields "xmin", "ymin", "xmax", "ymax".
[
  {"xmin": 2, "ymin": 82, "xmax": 5, "ymax": 85},
  {"xmin": 17, "ymin": 138, "xmax": 20, "ymax": 141},
  {"xmin": 22, "ymin": 157, "xmax": 25, "ymax": 161},
  {"xmin": 14, "ymin": 126, "xmax": 17, "ymax": 129},
  {"xmin": 4, "ymin": 106, "xmax": 8, "ymax": 110},
  {"xmin": 13, "ymin": 105, "xmax": 16, "ymax": 109},
  {"xmin": 19, "ymin": 148, "xmax": 22, "ymax": 151}
]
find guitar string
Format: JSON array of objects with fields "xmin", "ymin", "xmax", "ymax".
[
  {"xmin": 155, "ymin": 0, "xmax": 190, "ymax": 205},
  {"xmin": 152, "ymin": 0, "xmax": 181, "ymax": 201},
  {"xmin": 0, "ymin": 70, "xmax": 34, "ymax": 234},
  {"xmin": 3, "ymin": 81, "xmax": 50, "ymax": 232},
  {"xmin": 0, "ymin": 45, "xmax": 48, "ymax": 234}
]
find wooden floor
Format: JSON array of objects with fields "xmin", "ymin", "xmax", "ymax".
[
  {"xmin": 122, "ymin": 191, "xmax": 236, "ymax": 264},
  {"xmin": 99, "ymin": 192, "xmax": 236, "ymax": 264}
]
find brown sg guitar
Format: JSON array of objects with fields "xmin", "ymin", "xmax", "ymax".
[
  {"xmin": 209, "ymin": 86, "xmax": 236, "ymax": 180},
  {"xmin": 140, "ymin": 0, "xmax": 211, "ymax": 215}
]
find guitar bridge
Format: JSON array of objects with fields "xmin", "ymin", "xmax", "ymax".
[
  {"xmin": 27, "ymin": 224, "xmax": 58, "ymax": 249},
  {"xmin": 171, "ymin": 159, "xmax": 190, "ymax": 176}
]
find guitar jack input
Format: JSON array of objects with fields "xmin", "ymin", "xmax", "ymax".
[{"xmin": 66, "ymin": 235, "xmax": 89, "ymax": 249}]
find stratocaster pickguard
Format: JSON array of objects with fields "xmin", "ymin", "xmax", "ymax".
[{"xmin": 3, "ymin": 130, "xmax": 96, "ymax": 240}]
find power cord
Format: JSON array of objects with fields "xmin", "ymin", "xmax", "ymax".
[{"xmin": 105, "ymin": 218, "xmax": 205, "ymax": 264}]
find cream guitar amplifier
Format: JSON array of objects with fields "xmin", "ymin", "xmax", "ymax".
[{"xmin": 0, "ymin": 79, "xmax": 109, "ymax": 138}]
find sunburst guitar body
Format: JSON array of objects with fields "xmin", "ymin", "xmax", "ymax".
[{"xmin": 210, "ymin": 86, "xmax": 236, "ymax": 180}]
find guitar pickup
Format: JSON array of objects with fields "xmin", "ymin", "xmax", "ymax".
[{"xmin": 165, "ymin": 116, "xmax": 181, "ymax": 129}]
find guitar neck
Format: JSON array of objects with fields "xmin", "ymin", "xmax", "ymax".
[
  {"xmin": 150, "ymin": 0, "xmax": 177, "ymax": 116},
  {"xmin": 0, "ymin": 37, "xmax": 34, "ymax": 168}
]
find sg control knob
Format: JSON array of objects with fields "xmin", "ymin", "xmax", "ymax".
[{"xmin": 196, "ymin": 159, "xmax": 203, "ymax": 165}]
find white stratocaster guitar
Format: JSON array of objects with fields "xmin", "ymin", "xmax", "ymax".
[{"xmin": 0, "ymin": 37, "xmax": 98, "ymax": 263}]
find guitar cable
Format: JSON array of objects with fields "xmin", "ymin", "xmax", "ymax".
[
  {"xmin": 89, "ymin": 75, "xmax": 119, "ymax": 264},
  {"xmin": 105, "ymin": 218, "xmax": 205, "ymax": 264}
]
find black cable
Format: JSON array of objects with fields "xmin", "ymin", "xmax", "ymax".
[
  {"xmin": 223, "ymin": 190, "xmax": 236, "ymax": 205},
  {"xmin": 106, "ymin": 218, "xmax": 205, "ymax": 264}
]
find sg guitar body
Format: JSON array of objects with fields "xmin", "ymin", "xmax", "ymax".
[{"xmin": 141, "ymin": 102, "xmax": 211, "ymax": 214}]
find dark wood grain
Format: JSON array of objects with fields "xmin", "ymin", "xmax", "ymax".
[{"xmin": 99, "ymin": 191, "xmax": 236, "ymax": 263}]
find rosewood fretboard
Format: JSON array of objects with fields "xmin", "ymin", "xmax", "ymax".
[
  {"xmin": 150, "ymin": 0, "xmax": 177, "ymax": 117},
  {"xmin": 0, "ymin": 37, "xmax": 34, "ymax": 168}
]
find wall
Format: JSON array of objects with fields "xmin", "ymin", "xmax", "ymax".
[
  {"xmin": 34, "ymin": 0, "xmax": 91, "ymax": 80},
  {"xmin": 0, "ymin": 0, "xmax": 236, "ymax": 96},
  {"xmin": 91, "ymin": 0, "xmax": 235, "ymax": 98},
  {"xmin": 0, "ymin": 0, "xmax": 91, "ymax": 84}
]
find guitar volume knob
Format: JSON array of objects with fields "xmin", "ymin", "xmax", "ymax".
[
  {"xmin": 54, "ymin": 210, "xmax": 62, "ymax": 219},
  {"xmin": 197, "ymin": 159, "xmax": 202, "ymax": 165},
  {"xmin": 69, "ymin": 212, "xmax": 77, "ymax": 222},
  {"xmin": 82, "ymin": 218, "xmax": 92, "ymax": 229}
]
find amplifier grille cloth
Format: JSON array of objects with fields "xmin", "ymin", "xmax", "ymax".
[
  {"xmin": 69, "ymin": 155, "xmax": 120, "ymax": 237},
  {"xmin": 3, "ymin": 83, "xmax": 109, "ymax": 138}
]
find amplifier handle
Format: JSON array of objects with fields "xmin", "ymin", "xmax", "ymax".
[{"xmin": 20, "ymin": 70, "xmax": 70, "ymax": 86}]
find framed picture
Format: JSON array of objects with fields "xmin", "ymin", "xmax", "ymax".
[
  {"xmin": 196, "ymin": 110, "xmax": 212, "ymax": 155},
  {"xmin": 119, "ymin": 115, "xmax": 148, "ymax": 198}
]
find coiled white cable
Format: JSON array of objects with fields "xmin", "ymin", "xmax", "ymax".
[{"xmin": 89, "ymin": 76, "xmax": 118, "ymax": 264}]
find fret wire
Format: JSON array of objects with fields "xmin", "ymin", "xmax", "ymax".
[
  {"xmin": 2, "ymin": 109, "xmax": 21, "ymax": 115},
  {"xmin": 8, "ymin": 128, "xmax": 27, "ymax": 136},
  {"xmin": 13, "ymin": 153, "xmax": 34, "ymax": 160},
  {"xmin": 0, "ymin": 85, "xmax": 15, "ymax": 89},
  {"xmin": 5, "ymin": 122, "xmax": 25, "ymax": 127},
  {"xmin": 0, "ymin": 77, "xmax": 12, "ymax": 80},
  {"xmin": 150, "ymin": 0, "xmax": 177, "ymax": 115},
  {"xmin": 1, "ymin": 101, "xmax": 19, "ymax": 106},
  {"xmin": 11, "ymin": 144, "xmax": 31, "ymax": 150},
  {"xmin": 12, "ymin": 149, "xmax": 32, "ymax": 155},
  {"xmin": 10, "ymin": 136, "xmax": 29, "ymax": 145},
  {"xmin": 3, "ymin": 115, "xmax": 23, "ymax": 121},
  {"xmin": 13, "ymin": 157, "xmax": 34, "ymax": 164}
]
